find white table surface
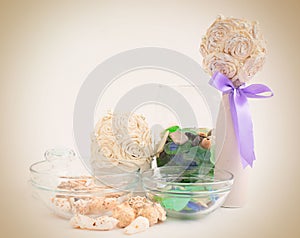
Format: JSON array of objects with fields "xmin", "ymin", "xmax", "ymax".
[
  {"xmin": 10, "ymin": 173, "xmax": 296, "ymax": 238},
  {"xmin": 25, "ymin": 191, "xmax": 252, "ymax": 238}
]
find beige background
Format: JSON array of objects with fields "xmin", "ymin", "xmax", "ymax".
[{"xmin": 1, "ymin": 0, "xmax": 300, "ymax": 237}]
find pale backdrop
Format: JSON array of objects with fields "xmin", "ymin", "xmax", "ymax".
[{"xmin": 1, "ymin": 0, "xmax": 299, "ymax": 237}]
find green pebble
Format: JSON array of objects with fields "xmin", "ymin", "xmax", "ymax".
[
  {"xmin": 166, "ymin": 125, "xmax": 180, "ymax": 133},
  {"xmin": 162, "ymin": 197, "xmax": 191, "ymax": 211}
]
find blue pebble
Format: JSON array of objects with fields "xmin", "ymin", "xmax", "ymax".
[
  {"xmin": 187, "ymin": 161, "xmax": 198, "ymax": 169},
  {"xmin": 187, "ymin": 201, "xmax": 201, "ymax": 212},
  {"xmin": 169, "ymin": 142, "xmax": 178, "ymax": 151}
]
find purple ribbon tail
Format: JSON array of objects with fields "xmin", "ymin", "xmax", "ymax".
[
  {"xmin": 210, "ymin": 72, "xmax": 273, "ymax": 168},
  {"xmin": 231, "ymin": 89, "xmax": 255, "ymax": 168}
]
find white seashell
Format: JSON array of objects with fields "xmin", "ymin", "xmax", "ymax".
[
  {"xmin": 137, "ymin": 204, "xmax": 159, "ymax": 226},
  {"xmin": 124, "ymin": 216, "xmax": 150, "ymax": 235},
  {"xmin": 51, "ymin": 197, "xmax": 71, "ymax": 213},
  {"xmin": 156, "ymin": 130, "xmax": 169, "ymax": 154},
  {"xmin": 69, "ymin": 197, "xmax": 90, "ymax": 215},
  {"xmin": 112, "ymin": 202, "xmax": 136, "ymax": 228},
  {"xmin": 154, "ymin": 203, "xmax": 167, "ymax": 221},
  {"xmin": 70, "ymin": 214, "xmax": 119, "ymax": 231}
]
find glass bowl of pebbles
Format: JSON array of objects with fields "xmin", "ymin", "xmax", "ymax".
[
  {"xmin": 29, "ymin": 148, "xmax": 140, "ymax": 219},
  {"xmin": 142, "ymin": 166, "xmax": 233, "ymax": 219}
]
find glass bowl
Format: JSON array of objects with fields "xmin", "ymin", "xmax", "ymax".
[
  {"xmin": 142, "ymin": 166, "xmax": 233, "ymax": 219},
  {"xmin": 29, "ymin": 148, "xmax": 140, "ymax": 219}
]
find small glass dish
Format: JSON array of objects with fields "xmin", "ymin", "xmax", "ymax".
[
  {"xmin": 142, "ymin": 166, "xmax": 233, "ymax": 219},
  {"xmin": 29, "ymin": 148, "xmax": 139, "ymax": 219}
]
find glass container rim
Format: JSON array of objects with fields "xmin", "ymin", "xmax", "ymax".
[{"xmin": 142, "ymin": 166, "xmax": 234, "ymax": 194}]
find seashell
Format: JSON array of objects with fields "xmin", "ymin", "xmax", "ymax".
[
  {"xmin": 112, "ymin": 202, "xmax": 136, "ymax": 228},
  {"xmin": 70, "ymin": 214, "xmax": 119, "ymax": 231},
  {"xmin": 207, "ymin": 129, "xmax": 213, "ymax": 137},
  {"xmin": 199, "ymin": 132, "xmax": 207, "ymax": 137},
  {"xmin": 200, "ymin": 138, "xmax": 211, "ymax": 149},
  {"xmin": 137, "ymin": 204, "xmax": 159, "ymax": 226},
  {"xmin": 124, "ymin": 216, "xmax": 150, "ymax": 235},
  {"xmin": 51, "ymin": 197, "xmax": 71, "ymax": 214},
  {"xmin": 89, "ymin": 197, "xmax": 118, "ymax": 213},
  {"xmin": 198, "ymin": 199, "xmax": 209, "ymax": 208},
  {"xmin": 69, "ymin": 197, "xmax": 90, "ymax": 215},
  {"xmin": 128, "ymin": 196, "xmax": 149, "ymax": 214},
  {"xmin": 153, "ymin": 203, "xmax": 167, "ymax": 221},
  {"xmin": 156, "ymin": 130, "xmax": 169, "ymax": 155}
]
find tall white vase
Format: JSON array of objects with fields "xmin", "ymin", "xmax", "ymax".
[{"xmin": 215, "ymin": 94, "xmax": 250, "ymax": 207}]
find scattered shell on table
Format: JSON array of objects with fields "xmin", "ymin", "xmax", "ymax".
[
  {"xmin": 127, "ymin": 196, "xmax": 149, "ymax": 212},
  {"xmin": 51, "ymin": 180, "xmax": 167, "ymax": 234},
  {"xmin": 67, "ymin": 196, "xmax": 166, "ymax": 233},
  {"xmin": 70, "ymin": 214, "xmax": 119, "ymax": 231},
  {"xmin": 124, "ymin": 216, "xmax": 150, "ymax": 235},
  {"xmin": 117, "ymin": 196, "xmax": 167, "ymax": 227},
  {"xmin": 137, "ymin": 203, "xmax": 160, "ymax": 226},
  {"xmin": 112, "ymin": 202, "xmax": 136, "ymax": 228},
  {"xmin": 153, "ymin": 203, "xmax": 167, "ymax": 222}
]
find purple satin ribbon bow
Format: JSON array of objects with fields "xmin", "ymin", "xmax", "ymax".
[{"xmin": 209, "ymin": 72, "xmax": 273, "ymax": 168}]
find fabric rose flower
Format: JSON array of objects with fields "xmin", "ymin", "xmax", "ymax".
[
  {"xmin": 239, "ymin": 54, "xmax": 266, "ymax": 82},
  {"xmin": 204, "ymin": 19, "xmax": 235, "ymax": 54},
  {"xmin": 224, "ymin": 31, "xmax": 254, "ymax": 60},
  {"xmin": 203, "ymin": 53, "xmax": 239, "ymax": 82}
]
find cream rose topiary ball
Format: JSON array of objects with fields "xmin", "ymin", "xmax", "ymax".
[
  {"xmin": 200, "ymin": 15, "xmax": 267, "ymax": 87},
  {"xmin": 92, "ymin": 112, "xmax": 153, "ymax": 170}
]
